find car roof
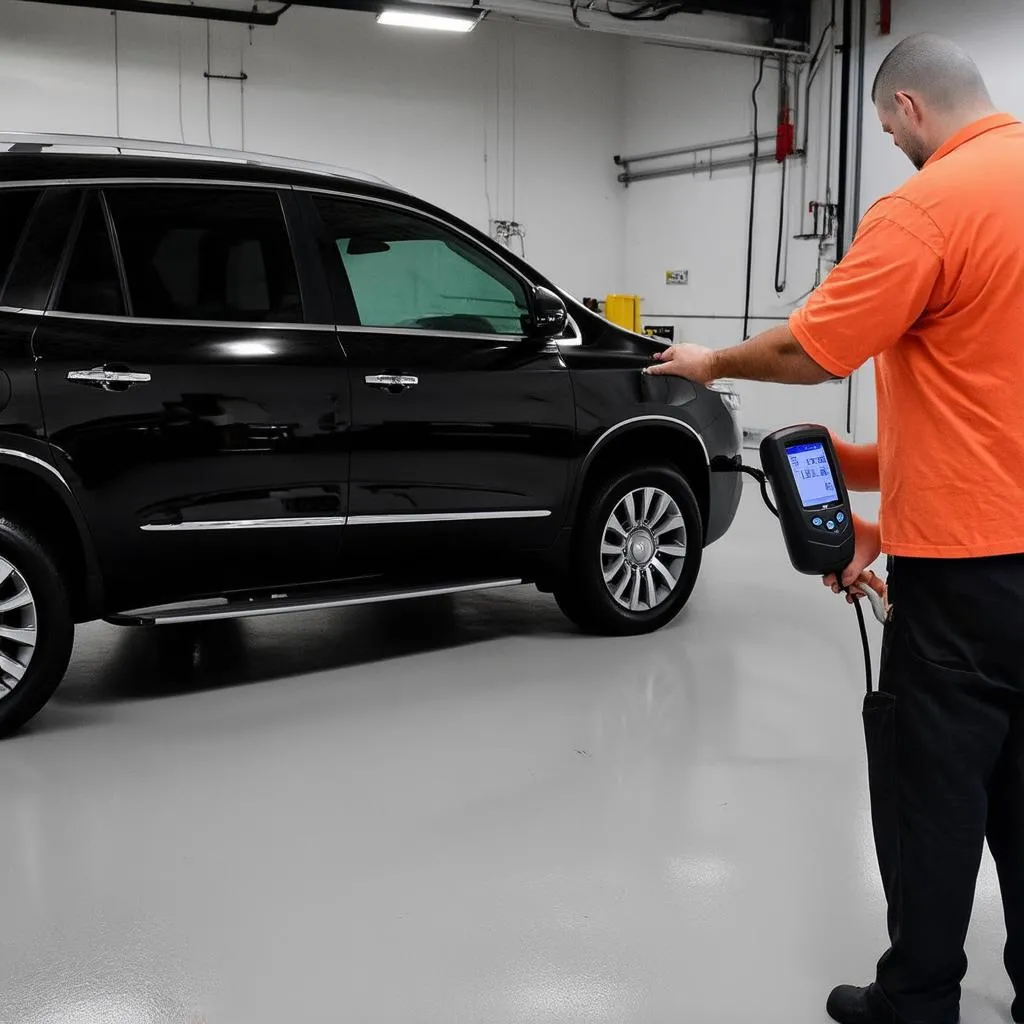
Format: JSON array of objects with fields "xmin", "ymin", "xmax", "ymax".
[{"xmin": 0, "ymin": 132, "xmax": 410, "ymax": 204}]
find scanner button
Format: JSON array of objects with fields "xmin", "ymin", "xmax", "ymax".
[
  {"xmin": 836, "ymin": 512, "xmax": 846, "ymax": 524},
  {"xmin": 826, "ymin": 521, "xmax": 836, "ymax": 531},
  {"xmin": 812, "ymin": 517, "xmax": 823, "ymax": 527}
]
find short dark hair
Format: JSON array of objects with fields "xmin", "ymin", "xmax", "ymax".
[{"xmin": 871, "ymin": 33, "xmax": 991, "ymax": 111}]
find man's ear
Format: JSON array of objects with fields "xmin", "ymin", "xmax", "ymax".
[{"xmin": 894, "ymin": 90, "xmax": 923, "ymax": 123}]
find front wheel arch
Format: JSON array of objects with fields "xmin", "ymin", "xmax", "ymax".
[{"xmin": 571, "ymin": 421, "xmax": 710, "ymax": 542}]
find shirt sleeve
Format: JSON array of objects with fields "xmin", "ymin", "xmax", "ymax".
[{"xmin": 789, "ymin": 196, "xmax": 945, "ymax": 378}]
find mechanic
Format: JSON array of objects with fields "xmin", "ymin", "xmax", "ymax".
[{"xmin": 646, "ymin": 33, "xmax": 1024, "ymax": 1024}]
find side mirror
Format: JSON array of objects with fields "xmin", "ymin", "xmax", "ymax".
[{"xmin": 523, "ymin": 286, "xmax": 568, "ymax": 339}]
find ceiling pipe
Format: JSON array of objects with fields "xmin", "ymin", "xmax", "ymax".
[{"xmin": 21, "ymin": 0, "xmax": 292, "ymax": 24}]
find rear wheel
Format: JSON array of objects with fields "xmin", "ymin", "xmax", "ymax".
[
  {"xmin": 0, "ymin": 519, "xmax": 74, "ymax": 737},
  {"xmin": 554, "ymin": 466, "xmax": 703, "ymax": 635}
]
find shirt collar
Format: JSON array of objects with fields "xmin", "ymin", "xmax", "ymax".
[{"xmin": 925, "ymin": 112, "xmax": 1020, "ymax": 167}]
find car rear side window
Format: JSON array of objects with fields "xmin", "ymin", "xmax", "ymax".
[
  {"xmin": 0, "ymin": 188, "xmax": 41, "ymax": 301},
  {"xmin": 105, "ymin": 187, "xmax": 304, "ymax": 323},
  {"xmin": 55, "ymin": 192, "xmax": 125, "ymax": 317},
  {"xmin": 3, "ymin": 188, "xmax": 82, "ymax": 311},
  {"xmin": 313, "ymin": 196, "xmax": 528, "ymax": 336}
]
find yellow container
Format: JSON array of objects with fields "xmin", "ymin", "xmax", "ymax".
[{"xmin": 604, "ymin": 293, "xmax": 641, "ymax": 333}]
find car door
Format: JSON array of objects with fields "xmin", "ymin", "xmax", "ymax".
[
  {"xmin": 31, "ymin": 183, "xmax": 350, "ymax": 612},
  {"xmin": 304, "ymin": 191, "xmax": 575, "ymax": 580}
]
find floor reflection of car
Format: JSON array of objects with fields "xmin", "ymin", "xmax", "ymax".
[{"xmin": 0, "ymin": 132, "xmax": 742, "ymax": 736}]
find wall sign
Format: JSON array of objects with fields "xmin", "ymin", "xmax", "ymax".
[{"xmin": 644, "ymin": 325, "xmax": 675, "ymax": 341}]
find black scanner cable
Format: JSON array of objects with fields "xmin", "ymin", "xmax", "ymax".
[{"xmin": 735, "ymin": 462, "xmax": 874, "ymax": 694}]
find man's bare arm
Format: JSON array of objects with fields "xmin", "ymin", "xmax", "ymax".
[
  {"xmin": 830, "ymin": 435, "xmax": 880, "ymax": 491},
  {"xmin": 647, "ymin": 325, "xmax": 836, "ymax": 386}
]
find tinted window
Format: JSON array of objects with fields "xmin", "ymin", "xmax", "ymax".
[
  {"xmin": 55, "ymin": 192, "xmax": 124, "ymax": 316},
  {"xmin": 314, "ymin": 197, "xmax": 528, "ymax": 335},
  {"xmin": 2, "ymin": 187, "xmax": 79, "ymax": 310},
  {"xmin": 0, "ymin": 188, "xmax": 40, "ymax": 298},
  {"xmin": 106, "ymin": 188, "xmax": 303, "ymax": 322}
]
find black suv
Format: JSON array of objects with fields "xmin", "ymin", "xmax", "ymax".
[{"xmin": 0, "ymin": 134, "xmax": 742, "ymax": 735}]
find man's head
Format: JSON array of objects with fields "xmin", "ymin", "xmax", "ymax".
[{"xmin": 871, "ymin": 34, "xmax": 995, "ymax": 169}]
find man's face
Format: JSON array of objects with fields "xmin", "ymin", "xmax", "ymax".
[{"xmin": 875, "ymin": 93, "xmax": 932, "ymax": 170}]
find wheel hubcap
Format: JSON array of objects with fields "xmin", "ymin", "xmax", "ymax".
[
  {"xmin": 601, "ymin": 486, "xmax": 688, "ymax": 612},
  {"xmin": 627, "ymin": 530, "xmax": 655, "ymax": 566},
  {"xmin": 0, "ymin": 557, "xmax": 36, "ymax": 698}
]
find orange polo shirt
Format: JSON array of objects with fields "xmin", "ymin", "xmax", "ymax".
[{"xmin": 790, "ymin": 112, "xmax": 1024, "ymax": 559}]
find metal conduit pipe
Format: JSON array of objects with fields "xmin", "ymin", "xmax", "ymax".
[
  {"xmin": 615, "ymin": 132, "xmax": 777, "ymax": 168},
  {"xmin": 618, "ymin": 148, "xmax": 792, "ymax": 186}
]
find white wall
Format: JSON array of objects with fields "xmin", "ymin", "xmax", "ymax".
[
  {"xmin": 853, "ymin": 0, "xmax": 1024, "ymax": 441},
  {"xmin": 618, "ymin": 0, "xmax": 849, "ymax": 439},
  {"xmin": 0, "ymin": 1, "xmax": 626, "ymax": 300}
]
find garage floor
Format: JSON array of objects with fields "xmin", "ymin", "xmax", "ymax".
[{"xmin": 0, "ymin": 480, "xmax": 1013, "ymax": 1024}]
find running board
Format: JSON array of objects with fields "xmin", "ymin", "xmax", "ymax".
[{"xmin": 107, "ymin": 578, "xmax": 525, "ymax": 626}]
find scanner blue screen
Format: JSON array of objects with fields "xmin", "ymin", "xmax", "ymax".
[{"xmin": 786, "ymin": 441, "xmax": 838, "ymax": 508}]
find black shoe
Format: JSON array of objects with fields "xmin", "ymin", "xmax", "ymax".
[
  {"xmin": 826, "ymin": 985, "xmax": 899, "ymax": 1024},
  {"xmin": 826, "ymin": 983, "xmax": 960, "ymax": 1024}
]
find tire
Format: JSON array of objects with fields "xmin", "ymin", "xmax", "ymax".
[
  {"xmin": 0, "ymin": 519, "xmax": 74, "ymax": 737},
  {"xmin": 554, "ymin": 465, "xmax": 703, "ymax": 636}
]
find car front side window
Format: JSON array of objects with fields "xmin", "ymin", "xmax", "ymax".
[{"xmin": 313, "ymin": 196, "xmax": 528, "ymax": 336}]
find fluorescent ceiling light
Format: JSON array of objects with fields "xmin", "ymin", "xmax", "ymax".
[{"xmin": 376, "ymin": 8, "xmax": 478, "ymax": 32}]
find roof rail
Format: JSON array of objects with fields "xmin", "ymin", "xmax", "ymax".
[{"xmin": 0, "ymin": 131, "xmax": 394, "ymax": 188}]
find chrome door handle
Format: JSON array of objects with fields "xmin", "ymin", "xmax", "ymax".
[
  {"xmin": 67, "ymin": 367, "xmax": 152, "ymax": 391},
  {"xmin": 365, "ymin": 374, "xmax": 418, "ymax": 391}
]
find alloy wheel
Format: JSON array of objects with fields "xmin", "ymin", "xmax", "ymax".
[
  {"xmin": 0, "ymin": 556, "xmax": 36, "ymax": 697},
  {"xmin": 600, "ymin": 486, "xmax": 688, "ymax": 612}
]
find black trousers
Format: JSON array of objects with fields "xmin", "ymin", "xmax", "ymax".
[{"xmin": 864, "ymin": 554, "xmax": 1024, "ymax": 1023}]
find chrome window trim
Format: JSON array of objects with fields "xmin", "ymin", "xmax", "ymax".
[
  {"xmin": 335, "ymin": 322, "xmax": 581, "ymax": 345},
  {"xmin": 140, "ymin": 509, "xmax": 551, "ymax": 531},
  {"xmin": 41, "ymin": 310, "xmax": 336, "ymax": 331},
  {"xmin": 335, "ymin": 323, "xmax": 527, "ymax": 343},
  {"xmin": 0, "ymin": 448, "xmax": 71, "ymax": 489},
  {"xmin": 585, "ymin": 415, "xmax": 710, "ymax": 466},
  {"xmin": 0, "ymin": 306, "xmax": 46, "ymax": 316},
  {"xmin": 1, "ymin": 307, "xmax": 578, "ymax": 343}
]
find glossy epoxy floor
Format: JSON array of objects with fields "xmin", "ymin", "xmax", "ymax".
[{"xmin": 0, "ymin": 482, "xmax": 1015, "ymax": 1024}]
